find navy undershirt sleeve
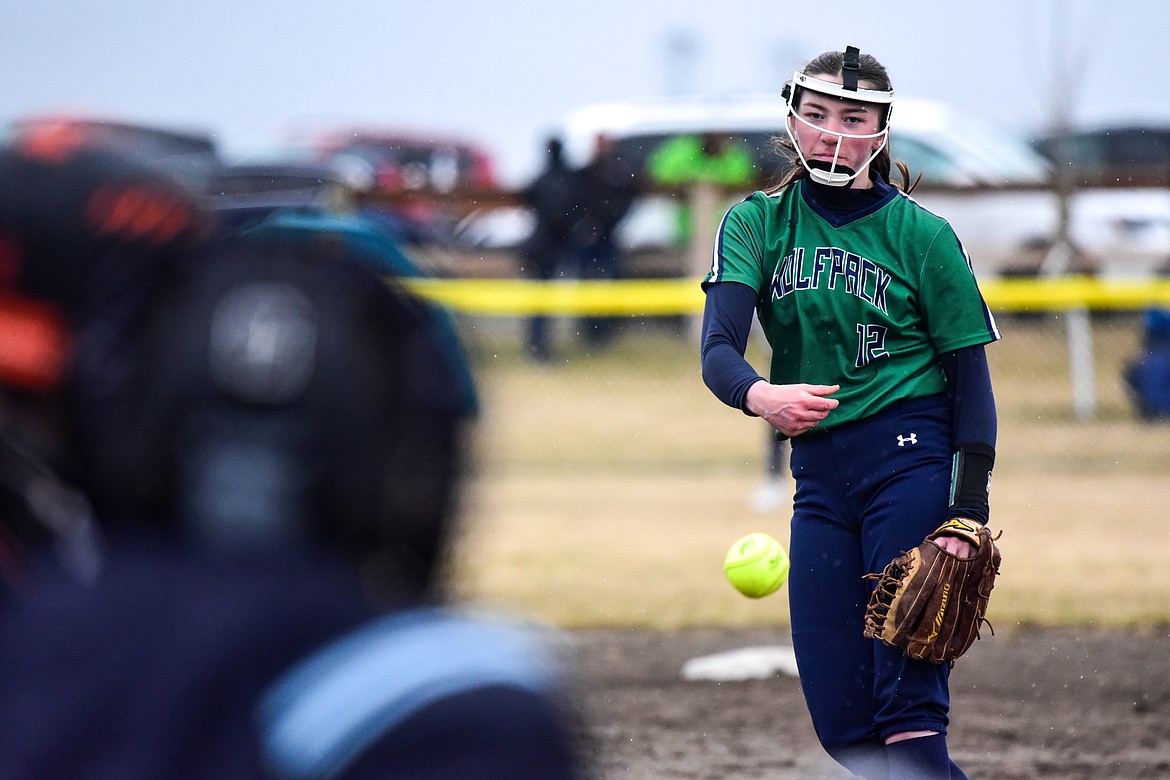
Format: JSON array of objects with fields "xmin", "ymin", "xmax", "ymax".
[
  {"xmin": 938, "ymin": 345, "xmax": 997, "ymax": 450},
  {"xmin": 939, "ymin": 344, "xmax": 997, "ymax": 523},
  {"xmin": 700, "ymin": 281, "xmax": 765, "ymax": 414}
]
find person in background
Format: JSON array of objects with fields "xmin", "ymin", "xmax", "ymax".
[
  {"xmin": 520, "ymin": 136, "xmax": 579, "ymax": 363},
  {"xmin": 647, "ymin": 131, "xmax": 755, "ymax": 246},
  {"xmin": 649, "ymin": 132, "xmax": 789, "ymax": 509},
  {"xmin": 700, "ymin": 46, "xmax": 1000, "ymax": 779},
  {"xmin": 750, "ymin": 433, "xmax": 791, "ymax": 513},
  {"xmin": 645, "ymin": 130, "xmax": 790, "ymax": 507},
  {"xmin": 0, "ymin": 137, "xmax": 588, "ymax": 779},
  {"xmin": 569, "ymin": 134, "xmax": 636, "ymax": 349},
  {"xmin": 1124, "ymin": 307, "xmax": 1170, "ymax": 418}
]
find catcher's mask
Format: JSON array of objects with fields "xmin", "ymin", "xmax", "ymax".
[
  {"xmin": 781, "ymin": 45, "xmax": 894, "ymax": 187},
  {"xmin": 0, "ymin": 140, "xmax": 203, "ymax": 396},
  {"xmin": 0, "ymin": 140, "xmax": 204, "ymax": 582},
  {"xmin": 81, "ymin": 235, "xmax": 477, "ymax": 595}
]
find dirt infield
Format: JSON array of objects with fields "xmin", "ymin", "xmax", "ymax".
[{"xmin": 565, "ymin": 625, "xmax": 1170, "ymax": 779}]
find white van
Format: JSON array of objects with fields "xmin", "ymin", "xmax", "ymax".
[
  {"xmin": 559, "ymin": 92, "xmax": 1050, "ymax": 187},
  {"xmin": 465, "ymin": 94, "xmax": 1170, "ymax": 278}
]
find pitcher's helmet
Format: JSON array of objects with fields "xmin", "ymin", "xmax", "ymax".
[{"xmin": 781, "ymin": 45, "xmax": 894, "ymax": 187}]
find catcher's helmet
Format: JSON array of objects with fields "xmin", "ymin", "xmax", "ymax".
[
  {"xmin": 0, "ymin": 137, "xmax": 204, "ymax": 395},
  {"xmin": 82, "ymin": 232, "xmax": 477, "ymax": 595},
  {"xmin": 0, "ymin": 137, "xmax": 205, "ymax": 581},
  {"xmin": 781, "ymin": 45, "xmax": 894, "ymax": 187}
]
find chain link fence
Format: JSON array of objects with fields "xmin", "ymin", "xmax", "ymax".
[
  {"xmin": 429, "ymin": 283, "xmax": 1170, "ymax": 626},
  {"xmin": 434, "ymin": 294, "xmax": 1167, "ymax": 479}
]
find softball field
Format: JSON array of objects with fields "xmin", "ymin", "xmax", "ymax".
[{"xmin": 445, "ymin": 314, "xmax": 1169, "ymax": 778}]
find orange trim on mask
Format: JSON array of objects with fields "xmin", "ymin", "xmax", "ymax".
[
  {"xmin": 86, "ymin": 184, "xmax": 194, "ymax": 244},
  {"xmin": 0, "ymin": 293, "xmax": 71, "ymax": 393},
  {"xmin": 13, "ymin": 121, "xmax": 88, "ymax": 163}
]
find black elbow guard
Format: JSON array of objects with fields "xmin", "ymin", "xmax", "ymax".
[{"xmin": 947, "ymin": 442, "xmax": 996, "ymax": 522}]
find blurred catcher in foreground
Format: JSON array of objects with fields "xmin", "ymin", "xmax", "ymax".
[
  {"xmin": 0, "ymin": 137, "xmax": 587, "ymax": 778},
  {"xmin": 0, "ymin": 128, "xmax": 205, "ymax": 585}
]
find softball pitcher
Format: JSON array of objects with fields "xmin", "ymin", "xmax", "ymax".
[{"xmin": 700, "ymin": 46, "xmax": 1000, "ymax": 779}]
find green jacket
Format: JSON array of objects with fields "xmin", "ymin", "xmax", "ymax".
[
  {"xmin": 647, "ymin": 135, "xmax": 754, "ymax": 186},
  {"xmin": 647, "ymin": 135, "xmax": 755, "ymax": 243}
]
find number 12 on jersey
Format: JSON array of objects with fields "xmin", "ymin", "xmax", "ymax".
[{"xmin": 856, "ymin": 323, "xmax": 889, "ymax": 368}]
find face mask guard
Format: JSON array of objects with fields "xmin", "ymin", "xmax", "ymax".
[{"xmin": 781, "ymin": 47, "xmax": 894, "ymax": 187}]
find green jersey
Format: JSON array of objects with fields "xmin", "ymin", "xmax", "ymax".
[{"xmin": 704, "ymin": 181, "xmax": 1000, "ymax": 430}]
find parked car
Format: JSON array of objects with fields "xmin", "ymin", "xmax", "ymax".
[
  {"xmin": 1031, "ymin": 125, "xmax": 1170, "ymax": 187},
  {"xmin": 1025, "ymin": 125, "xmax": 1170, "ymax": 277},
  {"xmin": 3, "ymin": 115, "xmax": 224, "ymax": 195},
  {"xmin": 468, "ymin": 95, "xmax": 1170, "ymax": 278},
  {"xmin": 281, "ymin": 128, "xmax": 503, "ymax": 245},
  {"xmin": 303, "ymin": 128, "xmax": 499, "ymax": 194},
  {"xmin": 202, "ymin": 161, "xmax": 360, "ymax": 232}
]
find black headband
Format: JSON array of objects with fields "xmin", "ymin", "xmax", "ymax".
[{"xmin": 842, "ymin": 45, "xmax": 861, "ymax": 91}]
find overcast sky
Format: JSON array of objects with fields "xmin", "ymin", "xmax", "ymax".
[{"xmin": 2, "ymin": 0, "xmax": 1164, "ymax": 185}]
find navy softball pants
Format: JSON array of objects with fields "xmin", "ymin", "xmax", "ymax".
[{"xmin": 788, "ymin": 395, "xmax": 954, "ymax": 776}]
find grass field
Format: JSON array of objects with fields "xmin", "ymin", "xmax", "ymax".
[{"xmin": 444, "ymin": 313, "xmax": 1170, "ymax": 629}]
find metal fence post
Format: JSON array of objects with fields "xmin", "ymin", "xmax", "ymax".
[{"xmin": 687, "ymin": 182, "xmax": 719, "ymax": 341}]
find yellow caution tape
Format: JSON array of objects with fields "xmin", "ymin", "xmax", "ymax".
[
  {"xmin": 398, "ymin": 276, "xmax": 1170, "ymax": 316},
  {"xmin": 978, "ymin": 277, "xmax": 1170, "ymax": 311},
  {"xmin": 400, "ymin": 278, "xmax": 706, "ymax": 316}
]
